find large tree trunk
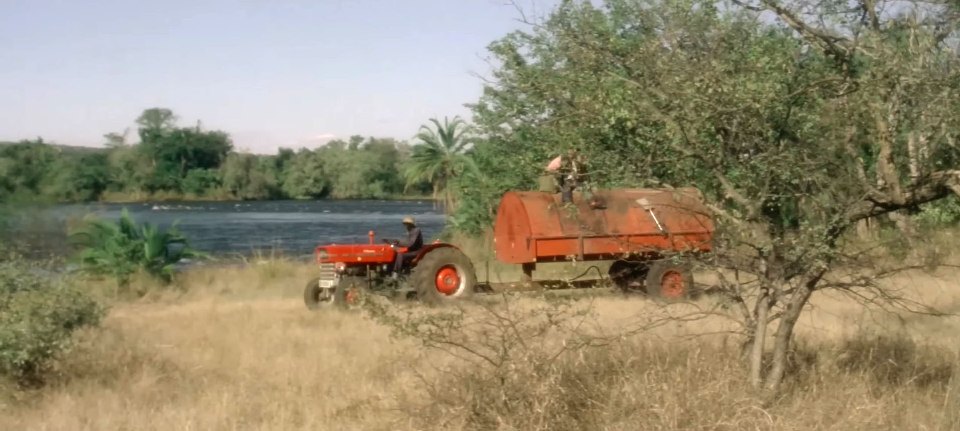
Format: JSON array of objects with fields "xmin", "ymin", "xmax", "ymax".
[
  {"xmin": 763, "ymin": 280, "xmax": 815, "ymax": 393},
  {"xmin": 748, "ymin": 289, "xmax": 771, "ymax": 388}
]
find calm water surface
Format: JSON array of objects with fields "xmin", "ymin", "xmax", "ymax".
[{"xmin": 43, "ymin": 200, "xmax": 445, "ymax": 259}]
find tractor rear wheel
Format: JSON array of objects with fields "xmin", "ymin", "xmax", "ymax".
[
  {"xmin": 608, "ymin": 260, "xmax": 648, "ymax": 292},
  {"xmin": 645, "ymin": 260, "xmax": 694, "ymax": 300},
  {"xmin": 410, "ymin": 247, "xmax": 476, "ymax": 304},
  {"xmin": 303, "ymin": 277, "xmax": 335, "ymax": 310},
  {"xmin": 334, "ymin": 276, "xmax": 369, "ymax": 309}
]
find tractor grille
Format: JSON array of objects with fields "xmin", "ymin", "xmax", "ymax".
[{"xmin": 318, "ymin": 263, "xmax": 338, "ymax": 288}]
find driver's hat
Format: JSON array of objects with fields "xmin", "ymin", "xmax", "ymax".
[{"xmin": 402, "ymin": 216, "xmax": 416, "ymax": 226}]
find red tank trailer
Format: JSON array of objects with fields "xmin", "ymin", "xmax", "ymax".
[
  {"xmin": 494, "ymin": 187, "xmax": 714, "ymax": 298},
  {"xmin": 303, "ymin": 188, "xmax": 714, "ymax": 310}
]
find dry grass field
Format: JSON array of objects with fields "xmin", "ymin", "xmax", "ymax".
[{"xmin": 1, "ymin": 255, "xmax": 959, "ymax": 431}]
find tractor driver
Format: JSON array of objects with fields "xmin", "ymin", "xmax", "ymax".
[{"xmin": 386, "ymin": 216, "xmax": 423, "ymax": 278}]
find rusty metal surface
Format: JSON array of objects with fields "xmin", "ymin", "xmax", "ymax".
[{"xmin": 493, "ymin": 188, "xmax": 715, "ymax": 264}]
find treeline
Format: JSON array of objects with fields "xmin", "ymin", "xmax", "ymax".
[{"xmin": 0, "ymin": 108, "xmax": 430, "ymax": 203}]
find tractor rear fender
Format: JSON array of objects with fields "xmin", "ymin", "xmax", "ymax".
[{"xmin": 411, "ymin": 243, "xmax": 465, "ymax": 265}]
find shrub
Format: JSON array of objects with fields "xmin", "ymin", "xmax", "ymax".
[
  {"xmin": 69, "ymin": 209, "xmax": 206, "ymax": 288},
  {"xmin": 181, "ymin": 168, "xmax": 221, "ymax": 196},
  {"xmin": 916, "ymin": 196, "xmax": 960, "ymax": 228},
  {"xmin": 0, "ymin": 261, "xmax": 103, "ymax": 385}
]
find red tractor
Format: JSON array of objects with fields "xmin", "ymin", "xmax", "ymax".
[
  {"xmin": 304, "ymin": 187, "xmax": 715, "ymax": 309},
  {"xmin": 303, "ymin": 232, "xmax": 477, "ymax": 309}
]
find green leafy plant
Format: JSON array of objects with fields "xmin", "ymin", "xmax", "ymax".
[
  {"xmin": 0, "ymin": 260, "xmax": 103, "ymax": 385},
  {"xmin": 69, "ymin": 209, "xmax": 205, "ymax": 288},
  {"xmin": 405, "ymin": 116, "xmax": 478, "ymax": 211}
]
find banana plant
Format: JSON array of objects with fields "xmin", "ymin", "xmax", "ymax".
[{"xmin": 69, "ymin": 209, "xmax": 206, "ymax": 287}]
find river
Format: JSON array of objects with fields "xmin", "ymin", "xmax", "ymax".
[{"xmin": 12, "ymin": 200, "xmax": 445, "ymax": 260}]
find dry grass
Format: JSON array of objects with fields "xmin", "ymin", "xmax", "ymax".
[{"xmin": 1, "ymin": 258, "xmax": 959, "ymax": 430}]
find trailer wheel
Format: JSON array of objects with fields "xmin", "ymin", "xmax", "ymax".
[
  {"xmin": 303, "ymin": 277, "xmax": 336, "ymax": 310},
  {"xmin": 334, "ymin": 276, "xmax": 368, "ymax": 309},
  {"xmin": 645, "ymin": 260, "xmax": 694, "ymax": 300},
  {"xmin": 411, "ymin": 247, "xmax": 476, "ymax": 304},
  {"xmin": 608, "ymin": 260, "xmax": 648, "ymax": 292}
]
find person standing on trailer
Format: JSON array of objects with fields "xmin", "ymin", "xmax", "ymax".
[{"xmin": 545, "ymin": 149, "xmax": 587, "ymax": 204}]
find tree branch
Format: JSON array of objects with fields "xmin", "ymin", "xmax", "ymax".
[
  {"xmin": 860, "ymin": 0, "xmax": 881, "ymax": 31},
  {"xmin": 754, "ymin": 0, "xmax": 851, "ymax": 58},
  {"xmin": 848, "ymin": 170, "xmax": 960, "ymax": 222}
]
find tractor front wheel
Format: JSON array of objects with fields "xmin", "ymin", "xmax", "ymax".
[
  {"xmin": 303, "ymin": 277, "xmax": 336, "ymax": 310},
  {"xmin": 645, "ymin": 260, "xmax": 694, "ymax": 300},
  {"xmin": 410, "ymin": 247, "xmax": 476, "ymax": 304},
  {"xmin": 334, "ymin": 276, "xmax": 369, "ymax": 309}
]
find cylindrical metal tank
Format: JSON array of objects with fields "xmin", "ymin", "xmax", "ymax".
[{"xmin": 493, "ymin": 188, "xmax": 714, "ymax": 264}]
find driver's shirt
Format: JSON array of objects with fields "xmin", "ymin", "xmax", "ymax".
[{"xmin": 399, "ymin": 227, "xmax": 423, "ymax": 252}]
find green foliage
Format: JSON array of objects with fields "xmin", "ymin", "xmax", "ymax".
[
  {"xmin": 314, "ymin": 137, "xmax": 408, "ymax": 199},
  {"xmin": 44, "ymin": 153, "xmax": 111, "ymax": 202},
  {"xmin": 135, "ymin": 107, "xmax": 177, "ymax": 132},
  {"xmin": 280, "ymin": 149, "xmax": 329, "ymax": 199},
  {"xmin": 105, "ymin": 145, "xmax": 152, "ymax": 195},
  {"xmin": 405, "ymin": 117, "xmax": 476, "ymax": 210},
  {"xmin": 461, "ymin": 0, "xmax": 960, "ymax": 234},
  {"xmin": 916, "ymin": 196, "xmax": 960, "ymax": 228},
  {"xmin": 0, "ymin": 139, "xmax": 58, "ymax": 201},
  {"xmin": 1, "ymin": 108, "xmax": 432, "ymax": 203},
  {"xmin": 182, "ymin": 168, "xmax": 222, "ymax": 196},
  {"xmin": 221, "ymin": 153, "xmax": 280, "ymax": 200},
  {"xmin": 69, "ymin": 209, "xmax": 205, "ymax": 287},
  {"xmin": 0, "ymin": 260, "xmax": 103, "ymax": 385},
  {"xmin": 137, "ymin": 122, "xmax": 233, "ymax": 193}
]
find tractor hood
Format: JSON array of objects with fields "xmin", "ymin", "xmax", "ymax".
[{"xmin": 315, "ymin": 244, "xmax": 397, "ymax": 265}]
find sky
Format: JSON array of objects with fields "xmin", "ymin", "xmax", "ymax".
[{"xmin": 0, "ymin": 0, "xmax": 556, "ymax": 154}]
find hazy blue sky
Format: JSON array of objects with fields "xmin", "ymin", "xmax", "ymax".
[{"xmin": 0, "ymin": 0, "xmax": 554, "ymax": 153}]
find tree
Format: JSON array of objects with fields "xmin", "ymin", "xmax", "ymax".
[
  {"xmin": 181, "ymin": 168, "xmax": 221, "ymax": 196},
  {"xmin": 106, "ymin": 145, "xmax": 153, "ymax": 195},
  {"xmin": 405, "ymin": 117, "xmax": 476, "ymax": 210},
  {"xmin": 364, "ymin": 137, "xmax": 406, "ymax": 193},
  {"xmin": 135, "ymin": 108, "xmax": 177, "ymax": 132},
  {"xmin": 147, "ymin": 128, "xmax": 232, "ymax": 187},
  {"xmin": 311, "ymin": 137, "xmax": 409, "ymax": 199},
  {"xmin": 103, "ymin": 129, "xmax": 129, "ymax": 148},
  {"xmin": 220, "ymin": 153, "xmax": 279, "ymax": 200},
  {"xmin": 323, "ymin": 147, "xmax": 387, "ymax": 199},
  {"xmin": 44, "ymin": 153, "xmax": 111, "ymax": 202},
  {"xmin": 0, "ymin": 140, "xmax": 57, "ymax": 199},
  {"xmin": 133, "ymin": 108, "xmax": 233, "ymax": 193},
  {"xmin": 281, "ymin": 149, "xmax": 329, "ymax": 199},
  {"xmin": 348, "ymin": 135, "xmax": 365, "ymax": 151},
  {"xmin": 467, "ymin": 0, "xmax": 960, "ymax": 393}
]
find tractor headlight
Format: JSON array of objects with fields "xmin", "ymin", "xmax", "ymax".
[
  {"xmin": 316, "ymin": 248, "xmax": 329, "ymax": 263},
  {"xmin": 334, "ymin": 262, "xmax": 346, "ymax": 272}
]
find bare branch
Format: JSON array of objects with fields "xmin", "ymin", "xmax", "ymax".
[
  {"xmin": 860, "ymin": 0, "xmax": 882, "ymax": 31},
  {"xmin": 755, "ymin": 0, "xmax": 851, "ymax": 58},
  {"xmin": 730, "ymin": 0, "xmax": 764, "ymax": 12},
  {"xmin": 847, "ymin": 170, "xmax": 960, "ymax": 222}
]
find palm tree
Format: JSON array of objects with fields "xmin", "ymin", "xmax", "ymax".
[{"xmin": 405, "ymin": 116, "xmax": 477, "ymax": 211}]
